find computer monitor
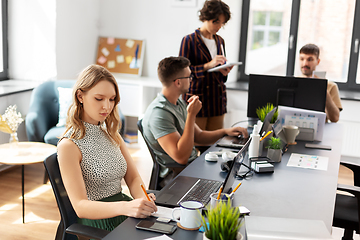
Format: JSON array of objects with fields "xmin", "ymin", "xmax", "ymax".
[{"xmin": 247, "ymin": 74, "xmax": 327, "ymax": 119}]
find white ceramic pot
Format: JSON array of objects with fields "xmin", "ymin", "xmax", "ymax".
[{"xmin": 203, "ymin": 232, "xmax": 243, "ymax": 240}]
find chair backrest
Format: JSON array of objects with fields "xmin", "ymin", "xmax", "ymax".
[
  {"xmin": 43, "ymin": 153, "xmax": 78, "ymax": 240},
  {"xmin": 26, "ymin": 80, "xmax": 75, "ymax": 142},
  {"xmin": 137, "ymin": 119, "xmax": 161, "ymax": 190}
]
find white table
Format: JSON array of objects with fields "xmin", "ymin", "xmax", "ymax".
[{"xmin": 0, "ymin": 142, "xmax": 56, "ymax": 223}]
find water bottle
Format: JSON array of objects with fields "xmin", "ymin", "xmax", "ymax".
[{"xmin": 249, "ymin": 124, "xmax": 260, "ymax": 159}]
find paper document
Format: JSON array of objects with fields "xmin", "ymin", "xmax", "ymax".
[
  {"xmin": 287, "ymin": 153, "xmax": 328, "ymax": 171},
  {"xmin": 208, "ymin": 62, "xmax": 242, "ymax": 72},
  {"xmin": 144, "ymin": 234, "xmax": 174, "ymax": 240},
  {"xmin": 151, "ymin": 206, "xmax": 173, "ymax": 220}
]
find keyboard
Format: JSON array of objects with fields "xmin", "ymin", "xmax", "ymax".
[{"xmin": 177, "ymin": 179, "xmax": 222, "ymax": 206}]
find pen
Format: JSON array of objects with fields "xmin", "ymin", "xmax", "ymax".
[
  {"xmin": 260, "ymin": 130, "xmax": 273, "ymax": 142},
  {"xmin": 229, "ymin": 182, "xmax": 242, "ymax": 198},
  {"xmin": 217, "ymin": 186, "xmax": 223, "ymax": 200},
  {"xmin": 140, "ymin": 184, "xmax": 151, "ymax": 201},
  {"xmin": 220, "ymin": 44, "xmax": 226, "ymax": 64}
]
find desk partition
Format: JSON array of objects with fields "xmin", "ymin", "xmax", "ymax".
[{"xmin": 103, "ymin": 123, "xmax": 342, "ymax": 240}]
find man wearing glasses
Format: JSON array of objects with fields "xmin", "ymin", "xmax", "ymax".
[{"xmin": 142, "ymin": 56, "xmax": 248, "ymax": 186}]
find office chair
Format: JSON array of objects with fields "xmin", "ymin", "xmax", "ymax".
[
  {"xmin": 333, "ymin": 160, "xmax": 360, "ymax": 240},
  {"xmin": 43, "ymin": 153, "xmax": 110, "ymax": 240},
  {"xmin": 137, "ymin": 119, "xmax": 186, "ymax": 190}
]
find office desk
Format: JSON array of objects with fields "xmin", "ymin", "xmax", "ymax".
[{"xmin": 103, "ymin": 123, "xmax": 342, "ymax": 239}]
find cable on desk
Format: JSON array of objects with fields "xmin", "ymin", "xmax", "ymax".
[
  {"xmin": 236, "ymin": 162, "xmax": 254, "ymax": 180},
  {"xmin": 231, "ymin": 120, "xmax": 254, "ymax": 127}
]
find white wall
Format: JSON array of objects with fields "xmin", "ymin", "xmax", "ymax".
[
  {"xmin": 55, "ymin": 0, "xmax": 101, "ymax": 79},
  {"xmin": 97, "ymin": 0, "xmax": 241, "ymax": 81},
  {"xmin": 8, "ymin": 0, "xmax": 57, "ymax": 81},
  {"xmin": 9, "ymin": 0, "xmax": 241, "ymax": 80}
]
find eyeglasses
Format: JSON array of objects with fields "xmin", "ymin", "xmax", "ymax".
[{"xmin": 172, "ymin": 74, "xmax": 193, "ymax": 82}]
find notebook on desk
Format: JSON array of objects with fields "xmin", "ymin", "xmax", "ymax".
[{"xmin": 155, "ymin": 138, "xmax": 251, "ymax": 208}]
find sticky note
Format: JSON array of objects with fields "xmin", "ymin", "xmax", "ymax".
[
  {"xmin": 97, "ymin": 56, "xmax": 107, "ymax": 64},
  {"xmin": 116, "ymin": 55, "xmax": 125, "ymax": 63},
  {"xmin": 107, "ymin": 37, "xmax": 115, "ymax": 45},
  {"xmin": 107, "ymin": 60, "xmax": 115, "ymax": 68},
  {"xmin": 126, "ymin": 39, "xmax": 135, "ymax": 48},
  {"xmin": 101, "ymin": 47, "xmax": 110, "ymax": 57},
  {"xmin": 125, "ymin": 56, "xmax": 133, "ymax": 64},
  {"xmin": 115, "ymin": 44, "xmax": 121, "ymax": 52}
]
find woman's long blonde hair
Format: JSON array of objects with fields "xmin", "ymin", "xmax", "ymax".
[{"xmin": 63, "ymin": 64, "xmax": 122, "ymax": 146}]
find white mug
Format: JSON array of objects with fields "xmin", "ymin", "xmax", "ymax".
[
  {"xmin": 282, "ymin": 125, "xmax": 300, "ymax": 144},
  {"xmin": 171, "ymin": 200, "xmax": 203, "ymax": 229}
]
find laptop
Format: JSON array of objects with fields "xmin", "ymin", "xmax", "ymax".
[
  {"xmin": 216, "ymin": 107, "xmax": 277, "ymax": 149},
  {"xmin": 155, "ymin": 138, "xmax": 252, "ymax": 208}
]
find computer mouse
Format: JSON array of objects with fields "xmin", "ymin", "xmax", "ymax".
[
  {"xmin": 205, "ymin": 153, "xmax": 218, "ymax": 162},
  {"xmin": 222, "ymin": 151, "xmax": 237, "ymax": 161}
]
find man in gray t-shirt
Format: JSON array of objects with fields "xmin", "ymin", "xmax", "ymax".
[{"xmin": 142, "ymin": 56, "xmax": 248, "ymax": 182}]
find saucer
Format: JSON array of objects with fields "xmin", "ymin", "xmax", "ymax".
[{"xmin": 177, "ymin": 222, "xmax": 201, "ymax": 231}]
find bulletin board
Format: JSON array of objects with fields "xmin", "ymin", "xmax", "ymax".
[{"xmin": 96, "ymin": 37, "xmax": 145, "ymax": 76}]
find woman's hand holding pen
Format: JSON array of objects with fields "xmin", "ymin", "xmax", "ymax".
[
  {"xmin": 204, "ymin": 55, "xmax": 227, "ymax": 70},
  {"xmin": 125, "ymin": 185, "xmax": 158, "ymax": 218},
  {"xmin": 124, "ymin": 198, "xmax": 157, "ymax": 218}
]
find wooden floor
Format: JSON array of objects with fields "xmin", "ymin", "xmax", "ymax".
[{"xmin": 0, "ymin": 142, "xmax": 358, "ymax": 239}]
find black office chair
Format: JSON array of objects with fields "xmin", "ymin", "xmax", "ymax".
[
  {"xmin": 43, "ymin": 153, "xmax": 110, "ymax": 240},
  {"xmin": 333, "ymin": 160, "xmax": 360, "ymax": 240},
  {"xmin": 137, "ymin": 119, "xmax": 186, "ymax": 190}
]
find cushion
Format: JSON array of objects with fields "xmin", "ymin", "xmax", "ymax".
[
  {"xmin": 57, "ymin": 87, "xmax": 73, "ymax": 127},
  {"xmin": 44, "ymin": 126, "xmax": 67, "ymax": 146}
]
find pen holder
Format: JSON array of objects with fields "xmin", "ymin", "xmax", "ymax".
[{"xmin": 210, "ymin": 193, "xmax": 233, "ymax": 208}]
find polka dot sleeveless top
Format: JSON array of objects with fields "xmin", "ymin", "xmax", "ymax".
[{"xmin": 64, "ymin": 122, "xmax": 127, "ymax": 201}]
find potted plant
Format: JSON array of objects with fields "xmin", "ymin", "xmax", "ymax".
[
  {"xmin": 256, "ymin": 103, "xmax": 278, "ymax": 123},
  {"xmin": 266, "ymin": 137, "xmax": 282, "ymax": 162},
  {"xmin": 200, "ymin": 200, "xmax": 245, "ymax": 240}
]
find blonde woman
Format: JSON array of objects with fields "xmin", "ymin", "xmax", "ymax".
[{"xmin": 57, "ymin": 64, "xmax": 157, "ymax": 231}]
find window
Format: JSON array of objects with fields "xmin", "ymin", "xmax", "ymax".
[
  {"xmin": 0, "ymin": 0, "xmax": 7, "ymax": 80},
  {"xmin": 243, "ymin": 0, "xmax": 291, "ymax": 76},
  {"xmin": 251, "ymin": 11, "xmax": 282, "ymax": 50},
  {"xmin": 239, "ymin": 0, "xmax": 360, "ymax": 91}
]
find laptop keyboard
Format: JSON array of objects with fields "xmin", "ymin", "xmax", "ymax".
[{"xmin": 177, "ymin": 179, "xmax": 222, "ymax": 206}]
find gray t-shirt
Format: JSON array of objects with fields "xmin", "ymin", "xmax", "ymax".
[{"xmin": 142, "ymin": 94, "xmax": 198, "ymax": 177}]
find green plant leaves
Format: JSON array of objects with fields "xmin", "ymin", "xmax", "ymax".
[
  {"xmin": 200, "ymin": 200, "xmax": 244, "ymax": 240},
  {"xmin": 266, "ymin": 137, "xmax": 282, "ymax": 149},
  {"xmin": 256, "ymin": 103, "xmax": 278, "ymax": 123}
]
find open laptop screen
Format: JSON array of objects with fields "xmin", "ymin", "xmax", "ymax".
[{"xmin": 222, "ymin": 138, "xmax": 251, "ymax": 193}]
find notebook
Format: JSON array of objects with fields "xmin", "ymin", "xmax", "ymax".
[
  {"xmin": 216, "ymin": 107, "xmax": 277, "ymax": 149},
  {"xmin": 155, "ymin": 138, "xmax": 251, "ymax": 208}
]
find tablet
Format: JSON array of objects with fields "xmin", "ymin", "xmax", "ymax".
[{"xmin": 208, "ymin": 62, "xmax": 242, "ymax": 72}]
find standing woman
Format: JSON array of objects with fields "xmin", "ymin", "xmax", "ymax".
[
  {"xmin": 57, "ymin": 64, "xmax": 157, "ymax": 231},
  {"xmin": 179, "ymin": 0, "xmax": 232, "ymax": 131}
]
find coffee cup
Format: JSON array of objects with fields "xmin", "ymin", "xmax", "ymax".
[
  {"xmin": 282, "ymin": 125, "xmax": 300, "ymax": 144},
  {"xmin": 172, "ymin": 200, "xmax": 203, "ymax": 229}
]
